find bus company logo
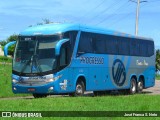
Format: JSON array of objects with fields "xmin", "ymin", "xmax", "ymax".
[{"xmin": 112, "ymin": 59, "xmax": 126, "ymax": 87}]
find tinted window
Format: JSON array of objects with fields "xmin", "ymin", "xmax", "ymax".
[
  {"xmin": 148, "ymin": 41, "xmax": 154, "ymax": 56},
  {"xmin": 130, "ymin": 39, "xmax": 140, "ymax": 56},
  {"xmin": 78, "ymin": 32, "xmax": 93, "ymax": 53},
  {"xmin": 93, "ymin": 34, "xmax": 106, "ymax": 54},
  {"xmin": 63, "ymin": 31, "xmax": 78, "ymax": 51},
  {"xmin": 118, "ymin": 37, "xmax": 130, "ymax": 55},
  {"xmin": 139, "ymin": 40, "xmax": 148, "ymax": 57},
  {"xmin": 77, "ymin": 32, "xmax": 154, "ymax": 57},
  {"xmin": 106, "ymin": 35, "xmax": 118, "ymax": 54}
]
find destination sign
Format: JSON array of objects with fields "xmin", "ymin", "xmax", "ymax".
[{"xmin": 20, "ymin": 36, "xmax": 36, "ymax": 41}]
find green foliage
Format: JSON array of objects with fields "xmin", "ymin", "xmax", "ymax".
[
  {"xmin": 7, "ymin": 34, "xmax": 18, "ymax": 42},
  {"xmin": 0, "ymin": 56, "xmax": 12, "ymax": 63},
  {"xmin": 0, "ymin": 40, "xmax": 7, "ymax": 46},
  {"xmin": 156, "ymin": 75, "xmax": 160, "ymax": 80},
  {"xmin": 0, "ymin": 95, "xmax": 160, "ymax": 111},
  {"xmin": 0, "ymin": 34, "xmax": 18, "ymax": 56},
  {"xmin": 156, "ymin": 49, "xmax": 160, "ymax": 72}
]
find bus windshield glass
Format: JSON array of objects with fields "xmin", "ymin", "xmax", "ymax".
[{"xmin": 13, "ymin": 35, "xmax": 61, "ymax": 74}]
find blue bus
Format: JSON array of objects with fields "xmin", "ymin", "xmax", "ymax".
[{"xmin": 4, "ymin": 23, "xmax": 155, "ymax": 98}]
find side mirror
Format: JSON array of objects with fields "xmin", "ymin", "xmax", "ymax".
[
  {"xmin": 4, "ymin": 41, "xmax": 16, "ymax": 56},
  {"xmin": 55, "ymin": 39, "xmax": 69, "ymax": 56}
]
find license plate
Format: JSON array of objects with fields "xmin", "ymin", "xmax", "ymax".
[{"xmin": 28, "ymin": 88, "xmax": 35, "ymax": 92}]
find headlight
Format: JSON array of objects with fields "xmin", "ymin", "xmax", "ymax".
[
  {"xmin": 12, "ymin": 79, "xmax": 18, "ymax": 83},
  {"xmin": 45, "ymin": 75, "xmax": 62, "ymax": 83},
  {"xmin": 46, "ymin": 78, "xmax": 54, "ymax": 83}
]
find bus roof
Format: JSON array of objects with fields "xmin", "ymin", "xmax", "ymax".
[{"xmin": 20, "ymin": 23, "xmax": 153, "ymax": 41}]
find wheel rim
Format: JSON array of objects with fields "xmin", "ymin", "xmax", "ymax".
[
  {"xmin": 138, "ymin": 81, "xmax": 143, "ymax": 91},
  {"xmin": 76, "ymin": 84, "xmax": 83, "ymax": 95},
  {"xmin": 131, "ymin": 81, "xmax": 136, "ymax": 92}
]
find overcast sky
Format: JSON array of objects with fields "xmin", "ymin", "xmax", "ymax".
[{"xmin": 0, "ymin": 0, "xmax": 160, "ymax": 48}]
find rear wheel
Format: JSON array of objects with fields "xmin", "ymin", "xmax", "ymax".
[
  {"xmin": 137, "ymin": 79, "xmax": 143, "ymax": 93},
  {"xmin": 33, "ymin": 94, "xmax": 47, "ymax": 98},
  {"xmin": 69, "ymin": 81, "xmax": 85, "ymax": 97},
  {"xmin": 128, "ymin": 78, "xmax": 137, "ymax": 94}
]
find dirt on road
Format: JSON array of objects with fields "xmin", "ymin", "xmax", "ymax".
[{"xmin": 143, "ymin": 80, "xmax": 160, "ymax": 95}]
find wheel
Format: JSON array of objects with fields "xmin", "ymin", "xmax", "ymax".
[
  {"xmin": 137, "ymin": 80, "xmax": 143, "ymax": 93},
  {"xmin": 128, "ymin": 78, "xmax": 137, "ymax": 94},
  {"xmin": 69, "ymin": 81, "xmax": 85, "ymax": 97},
  {"xmin": 33, "ymin": 94, "xmax": 47, "ymax": 98}
]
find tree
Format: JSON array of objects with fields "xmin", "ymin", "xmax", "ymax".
[
  {"xmin": 156, "ymin": 49, "xmax": 160, "ymax": 72},
  {"xmin": 0, "ymin": 34, "xmax": 18, "ymax": 56},
  {"xmin": 36, "ymin": 19, "xmax": 52, "ymax": 25},
  {"xmin": 42, "ymin": 18, "xmax": 51, "ymax": 24}
]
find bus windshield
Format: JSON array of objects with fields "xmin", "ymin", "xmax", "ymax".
[{"xmin": 13, "ymin": 35, "xmax": 61, "ymax": 74}]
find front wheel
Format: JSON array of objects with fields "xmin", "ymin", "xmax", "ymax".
[
  {"xmin": 69, "ymin": 81, "xmax": 85, "ymax": 97},
  {"xmin": 33, "ymin": 94, "xmax": 47, "ymax": 98}
]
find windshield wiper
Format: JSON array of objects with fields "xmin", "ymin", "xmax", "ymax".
[
  {"xmin": 32, "ymin": 55, "xmax": 44, "ymax": 76},
  {"xmin": 19, "ymin": 57, "xmax": 32, "ymax": 76}
]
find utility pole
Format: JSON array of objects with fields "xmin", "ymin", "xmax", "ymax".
[
  {"xmin": 130, "ymin": 0, "xmax": 147, "ymax": 36},
  {"xmin": 135, "ymin": 0, "xmax": 140, "ymax": 36}
]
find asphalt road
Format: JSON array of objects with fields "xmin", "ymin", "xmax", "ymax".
[{"xmin": 0, "ymin": 80, "xmax": 159, "ymax": 100}]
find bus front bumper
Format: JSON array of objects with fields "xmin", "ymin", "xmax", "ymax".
[{"xmin": 12, "ymin": 83, "xmax": 58, "ymax": 94}]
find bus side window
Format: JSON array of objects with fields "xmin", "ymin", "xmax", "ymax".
[
  {"xmin": 78, "ymin": 32, "xmax": 93, "ymax": 54},
  {"xmin": 60, "ymin": 42, "xmax": 71, "ymax": 68},
  {"xmin": 130, "ymin": 39, "xmax": 140, "ymax": 56},
  {"xmin": 148, "ymin": 41, "xmax": 154, "ymax": 56},
  {"xmin": 60, "ymin": 47, "xmax": 67, "ymax": 67}
]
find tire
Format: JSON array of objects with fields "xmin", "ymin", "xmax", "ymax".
[
  {"xmin": 33, "ymin": 94, "xmax": 47, "ymax": 98},
  {"xmin": 128, "ymin": 78, "xmax": 137, "ymax": 94},
  {"xmin": 69, "ymin": 81, "xmax": 85, "ymax": 97},
  {"xmin": 137, "ymin": 80, "xmax": 143, "ymax": 93}
]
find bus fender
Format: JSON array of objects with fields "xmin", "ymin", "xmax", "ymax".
[{"xmin": 129, "ymin": 74, "xmax": 137, "ymax": 85}]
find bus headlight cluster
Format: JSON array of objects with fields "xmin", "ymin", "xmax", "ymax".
[
  {"xmin": 46, "ymin": 78, "xmax": 54, "ymax": 83},
  {"xmin": 46, "ymin": 75, "xmax": 62, "ymax": 83},
  {"xmin": 12, "ymin": 79, "xmax": 18, "ymax": 83}
]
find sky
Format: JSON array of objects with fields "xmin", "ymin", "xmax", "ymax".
[{"xmin": 0, "ymin": 0, "xmax": 160, "ymax": 49}]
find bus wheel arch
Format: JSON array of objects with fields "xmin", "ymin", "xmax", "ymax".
[
  {"xmin": 69, "ymin": 76, "xmax": 86, "ymax": 97},
  {"xmin": 137, "ymin": 75, "xmax": 145, "ymax": 93},
  {"xmin": 77, "ymin": 76, "xmax": 86, "ymax": 90}
]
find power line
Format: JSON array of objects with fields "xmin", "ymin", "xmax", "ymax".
[
  {"xmin": 95, "ymin": 1, "xmax": 129, "ymax": 26},
  {"xmin": 74, "ymin": 0, "xmax": 106, "ymax": 23},
  {"xmin": 86, "ymin": 1, "xmax": 122, "ymax": 24},
  {"xmin": 106, "ymin": 4, "xmax": 134, "ymax": 27}
]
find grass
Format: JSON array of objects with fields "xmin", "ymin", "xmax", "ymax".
[
  {"xmin": 0, "ymin": 95, "xmax": 160, "ymax": 119},
  {"xmin": 0, "ymin": 64, "xmax": 29, "ymax": 98},
  {"xmin": 0, "ymin": 56, "xmax": 12, "ymax": 63},
  {"xmin": 156, "ymin": 75, "xmax": 160, "ymax": 80},
  {"xmin": 0, "ymin": 95, "xmax": 160, "ymax": 111}
]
